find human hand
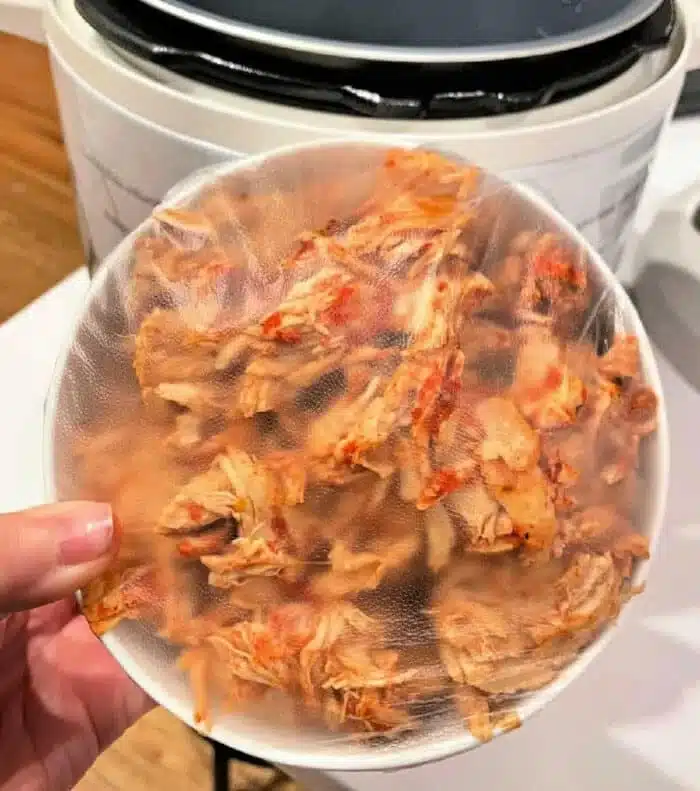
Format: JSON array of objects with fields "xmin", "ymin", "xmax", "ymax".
[{"xmin": 0, "ymin": 503, "xmax": 153, "ymax": 791}]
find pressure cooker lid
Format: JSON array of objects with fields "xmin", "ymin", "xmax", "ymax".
[
  {"xmin": 136, "ymin": 0, "xmax": 666, "ymax": 61},
  {"xmin": 77, "ymin": 0, "xmax": 676, "ymax": 119}
]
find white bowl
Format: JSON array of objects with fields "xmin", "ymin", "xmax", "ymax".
[{"xmin": 44, "ymin": 140, "xmax": 670, "ymax": 773}]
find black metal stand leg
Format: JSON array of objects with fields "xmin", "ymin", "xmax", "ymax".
[
  {"xmin": 205, "ymin": 736, "xmax": 275, "ymax": 791},
  {"xmin": 212, "ymin": 741, "xmax": 231, "ymax": 791}
]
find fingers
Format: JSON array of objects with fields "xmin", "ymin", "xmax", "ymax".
[
  {"xmin": 0, "ymin": 502, "xmax": 115, "ymax": 613},
  {"xmin": 59, "ymin": 616, "xmax": 155, "ymax": 750}
]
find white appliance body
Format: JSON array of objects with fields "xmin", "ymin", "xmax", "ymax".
[{"xmin": 43, "ymin": 0, "xmax": 698, "ymax": 282}]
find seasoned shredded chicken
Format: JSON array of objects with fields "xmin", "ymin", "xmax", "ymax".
[{"xmin": 74, "ymin": 147, "xmax": 658, "ymax": 745}]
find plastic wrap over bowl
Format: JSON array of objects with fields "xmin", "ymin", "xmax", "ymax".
[{"xmin": 44, "ymin": 141, "xmax": 669, "ymax": 771}]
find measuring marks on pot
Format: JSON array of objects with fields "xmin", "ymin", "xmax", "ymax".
[
  {"xmin": 81, "ymin": 147, "xmax": 160, "ymax": 237},
  {"xmin": 50, "ymin": 51, "xmax": 234, "ymax": 265},
  {"xmin": 510, "ymin": 119, "xmax": 666, "ymax": 272}
]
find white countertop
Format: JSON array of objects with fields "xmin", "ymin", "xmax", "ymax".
[
  {"xmin": 0, "ymin": 0, "xmax": 46, "ymax": 42},
  {"xmin": 1, "ymin": 121, "xmax": 699, "ymax": 791}
]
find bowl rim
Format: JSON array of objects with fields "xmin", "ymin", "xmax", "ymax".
[{"xmin": 43, "ymin": 138, "xmax": 670, "ymax": 772}]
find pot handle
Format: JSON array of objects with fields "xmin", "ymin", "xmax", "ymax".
[
  {"xmin": 633, "ymin": 178, "xmax": 700, "ymax": 391},
  {"xmin": 640, "ymin": 179, "xmax": 700, "ymax": 282},
  {"xmin": 0, "ymin": 0, "xmax": 45, "ymax": 43}
]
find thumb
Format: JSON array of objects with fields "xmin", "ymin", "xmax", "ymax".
[{"xmin": 0, "ymin": 502, "xmax": 115, "ymax": 613}]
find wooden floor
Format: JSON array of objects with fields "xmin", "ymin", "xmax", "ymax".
[
  {"xmin": 74, "ymin": 709, "xmax": 296, "ymax": 791},
  {"xmin": 1, "ymin": 31, "xmax": 299, "ymax": 791}
]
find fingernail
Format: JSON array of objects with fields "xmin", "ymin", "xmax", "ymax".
[{"xmin": 58, "ymin": 504, "xmax": 114, "ymax": 566}]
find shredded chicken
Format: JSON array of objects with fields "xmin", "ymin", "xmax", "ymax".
[
  {"xmin": 81, "ymin": 566, "xmax": 162, "ymax": 636},
  {"xmin": 158, "ymin": 447, "xmax": 304, "ymax": 536},
  {"xmin": 454, "ymin": 687, "xmax": 520, "ymax": 743},
  {"xmin": 74, "ymin": 147, "xmax": 659, "ymax": 745},
  {"xmin": 202, "ymin": 534, "xmax": 302, "ymax": 587}
]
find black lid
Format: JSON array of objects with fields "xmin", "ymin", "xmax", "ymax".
[
  {"xmin": 136, "ymin": 0, "xmax": 665, "ymax": 62},
  {"xmin": 76, "ymin": 0, "xmax": 676, "ymax": 120}
]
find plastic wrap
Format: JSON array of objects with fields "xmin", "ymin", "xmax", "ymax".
[{"xmin": 46, "ymin": 143, "xmax": 663, "ymax": 752}]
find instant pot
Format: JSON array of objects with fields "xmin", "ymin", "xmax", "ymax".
[{"xmin": 41, "ymin": 0, "xmax": 700, "ymax": 283}]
